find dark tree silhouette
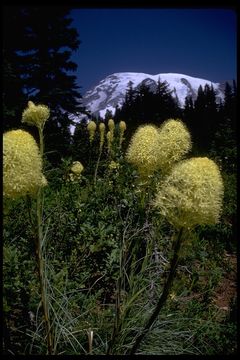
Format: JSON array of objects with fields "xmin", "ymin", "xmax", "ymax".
[
  {"xmin": 191, "ymin": 84, "xmax": 218, "ymax": 152},
  {"xmin": 116, "ymin": 77, "xmax": 181, "ymax": 143},
  {"xmin": 3, "ymin": 6, "xmax": 85, "ymax": 163},
  {"xmin": 210, "ymin": 81, "xmax": 237, "ymax": 173}
]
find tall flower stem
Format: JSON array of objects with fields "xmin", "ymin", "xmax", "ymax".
[
  {"xmin": 38, "ymin": 127, "xmax": 44, "ymax": 158},
  {"xmin": 94, "ymin": 147, "xmax": 102, "ymax": 186},
  {"xmin": 129, "ymin": 227, "xmax": 184, "ymax": 355},
  {"xmin": 35, "ymin": 127, "xmax": 53, "ymax": 354}
]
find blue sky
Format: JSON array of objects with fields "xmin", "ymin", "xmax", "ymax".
[{"xmin": 69, "ymin": 8, "xmax": 237, "ymax": 94}]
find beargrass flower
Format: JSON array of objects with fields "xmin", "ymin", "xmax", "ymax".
[
  {"xmin": 108, "ymin": 160, "xmax": 120, "ymax": 171},
  {"xmin": 107, "ymin": 130, "xmax": 113, "ymax": 153},
  {"xmin": 119, "ymin": 120, "xmax": 126, "ymax": 132},
  {"xmin": 154, "ymin": 157, "xmax": 224, "ymax": 229},
  {"xmin": 108, "ymin": 119, "xmax": 115, "ymax": 133},
  {"xmin": 119, "ymin": 120, "xmax": 127, "ymax": 147},
  {"xmin": 71, "ymin": 161, "xmax": 84, "ymax": 175},
  {"xmin": 87, "ymin": 120, "xmax": 97, "ymax": 143},
  {"xmin": 126, "ymin": 124, "xmax": 160, "ymax": 177},
  {"xmin": 68, "ymin": 161, "xmax": 84, "ymax": 182},
  {"xmin": 3, "ymin": 129, "xmax": 46, "ymax": 198},
  {"xmin": 22, "ymin": 101, "xmax": 50, "ymax": 130},
  {"xmin": 99, "ymin": 122, "xmax": 105, "ymax": 150},
  {"xmin": 157, "ymin": 119, "xmax": 191, "ymax": 173}
]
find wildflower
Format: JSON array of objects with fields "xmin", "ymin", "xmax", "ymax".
[
  {"xmin": 119, "ymin": 120, "xmax": 127, "ymax": 147},
  {"xmin": 108, "ymin": 119, "xmax": 115, "ymax": 133},
  {"xmin": 169, "ymin": 293, "xmax": 177, "ymax": 301},
  {"xmin": 99, "ymin": 122, "xmax": 105, "ymax": 150},
  {"xmin": 107, "ymin": 130, "xmax": 113, "ymax": 154},
  {"xmin": 87, "ymin": 120, "xmax": 97, "ymax": 143},
  {"xmin": 22, "ymin": 101, "xmax": 50, "ymax": 130},
  {"xmin": 126, "ymin": 124, "xmax": 160, "ymax": 177},
  {"xmin": 119, "ymin": 120, "xmax": 127, "ymax": 132},
  {"xmin": 157, "ymin": 119, "xmax": 191, "ymax": 173},
  {"xmin": 69, "ymin": 173, "xmax": 75, "ymax": 182},
  {"xmin": 3, "ymin": 129, "xmax": 46, "ymax": 198},
  {"xmin": 71, "ymin": 161, "xmax": 84, "ymax": 175},
  {"xmin": 154, "ymin": 157, "xmax": 224, "ymax": 229},
  {"xmin": 108, "ymin": 160, "xmax": 120, "ymax": 171}
]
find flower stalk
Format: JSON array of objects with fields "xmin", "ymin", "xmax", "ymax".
[
  {"xmin": 36, "ymin": 191, "xmax": 53, "ymax": 354},
  {"xmin": 35, "ymin": 127, "xmax": 54, "ymax": 355},
  {"xmin": 21, "ymin": 101, "xmax": 53, "ymax": 354},
  {"xmin": 119, "ymin": 120, "xmax": 126, "ymax": 149},
  {"xmin": 87, "ymin": 120, "xmax": 97, "ymax": 144},
  {"xmin": 129, "ymin": 227, "xmax": 184, "ymax": 355},
  {"xmin": 94, "ymin": 123, "xmax": 105, "ymax": 185}
]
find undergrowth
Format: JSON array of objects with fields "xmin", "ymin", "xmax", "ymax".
[{"xmin": 3, "ymin": 113, "xmax": 237, "ymax": 355}]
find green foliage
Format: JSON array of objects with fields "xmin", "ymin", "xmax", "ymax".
[
  {"xmin": 195, "ymin": 172, "xmax": 237, "ymax": 253},
  {"xmin": 3, "ymin": 239, "xmax": 38, "ymax": 354},
  {"xmin": 3, "ymin": 99, "xmax": 237, "ymax": 354}
]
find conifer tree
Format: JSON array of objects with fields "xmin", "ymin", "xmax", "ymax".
[
  {"xmin": 154, "ymin": 77, "xmax": 181, "ymax": 122},
  {"xmin": 183, "ymin": 95, "xmax": 194, "ymax": 133},
  {"xmin": 124, "ymin": 81, "xmax": 136, "ymax": 107},
  {"xmin": 3, "ymin": 54, "xmax": 27, "ymax": 131},
  {"xmin": 210, "ymin": 81, "xmax": 237, "ymax": 173},
  {"xmin": 134, "ymin": 83, "xmax": 155, "ymax": 122},
  {"xmin": 117, "ymin": 77, "xmax": 181, "ymax": 143},
  {"xmin": 223, "ymin": 81, "xmax": 236, "ymax": 129},
  {"xmin": 3, "ymin": 9, "xmax": 28, "ymax": 130},
  {"xmin": 193, "ymin": 84, "xmax": 218, "ymax": 152},
  {"xmin": 104, "ymin": 109, "xmax": 114, "ymax": 121},
  {"xmin": 184, "ymin": 95, "xmax": 194, "ymax": 115},
  {"xmin": 120, "ymin": 81, "xmax": 137, "ymax": 122},
  {"xmin": 3, "ymin": 6, "xmax": 85, "ymax": 163},
  {"xmin": 194, "ymin": 85, "xmax": 205, "ymax": 112}
]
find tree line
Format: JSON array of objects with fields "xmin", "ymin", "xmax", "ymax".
[{"xmin": 109, "ymin": 79, "xmax": 237, "ymax": 158}]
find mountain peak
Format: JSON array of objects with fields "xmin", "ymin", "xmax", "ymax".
[
  {"xmin": 69, "ymin": 72, "xmax": 225, "ymax": 134},
  {"xmin": 82, "ymin": 72, "xmax": 224, "ymax": 119}
]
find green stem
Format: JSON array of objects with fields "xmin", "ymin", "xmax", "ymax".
[
  {"xmin": 36, "ymin": 189, "xmax": 53, "ymax": 354},
  {"xmin": 38, "ymin": 127, "xmax": 44, "ymax": 160},
  {"xmin": 94, "ymin": 147, "xmax": 102, "ymax": 185},
  {"xmin": 35, "ymin": 127, "xmax": 53, "ymax": 354},
  {"xmin": 129, "ymin": 227, "xmax": 184, "ymax": 355}
]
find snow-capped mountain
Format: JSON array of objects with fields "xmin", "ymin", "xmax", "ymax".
[
  {"xmin": 82, "ymin": 72, "xmax": 224, "ymax": 119},
  {"xmin": 69, "ymin": 72, "xmax": 224, "ymax": 134}
]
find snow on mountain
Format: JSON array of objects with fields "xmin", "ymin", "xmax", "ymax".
[
  {"xmin": 82, "ymin": 72, "xmax": 224, "ymax": 118},
  {"xmin": 69, "ymin": 72, "xmax": 224, "ymax": 134}
]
